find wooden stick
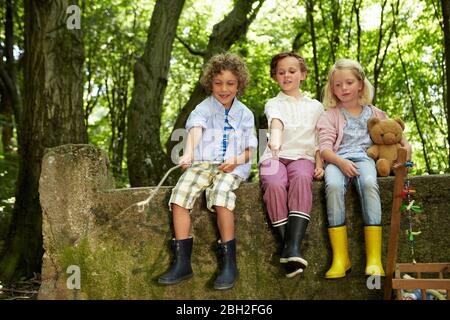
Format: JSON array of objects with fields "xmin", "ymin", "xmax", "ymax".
[
  {"xmin": 1, "ymin": 288, "xmax": 38, "ymax": 294},
  {"xmin": 384, "ymin": 147, "xmax": 408, "ymax": 300}
]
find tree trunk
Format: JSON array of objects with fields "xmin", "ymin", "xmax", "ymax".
[
  {"xmin": 441, "ymin": 0, "xmax": 450, "ymax": 169},
  {"xmin": 292, "ymin": 26, "xmax": 311, "ymax": 53},
  {"xmin": 105, "ymin": 62, "xmax": 130, "ymax": 176},
  {"xmin": 305, "ymin": 0, "xmax": 321, "ymax": 100},
  {"xmin": 372, "ymin": 0, "xmax": 398, "ymax": 103},
  {"xmin": 0, "ymin": 0, "xmax": 22, "ymax": 153},
  {"xmin": 165, "ymin": 0, "xmax": 264, "ymax": 175},
  {"xmin": 0, "ymin": 94, "xmax": 14, "ymax": 154},
  {"xmin": 353, "ymin": 0, "xmax": 362, "ymax": 62},
  {"xmin": 331, "ymin": 1, "xmax": 341, "ymax": 54},
  {"xmin": 127, "ymin": 0, "xmax": 185, "ymax": 187},
  {"xmin": 0, "ymin": 0, "xmax": 87, "ymax": 282},
  {"xmin": 318, "ymin": 0, "xmax": 341, "ymax": 64}
]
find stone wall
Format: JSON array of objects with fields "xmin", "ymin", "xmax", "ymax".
[{"xmin": 38, "ymin": 144, "xmax": 450, "ymax": 299}]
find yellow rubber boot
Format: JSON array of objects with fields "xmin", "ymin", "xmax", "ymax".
[
  {"xmin": 325, "ymin": 226, "xmax": 351, "ymax": 279},
  {"xmin": 364, "ymin": 226, "xmax": 385, "ymax": 276}
]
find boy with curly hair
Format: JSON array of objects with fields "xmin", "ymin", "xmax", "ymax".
[{"xmin": 158, "ymin": 53, "xmax": 257, "ymax": 290}]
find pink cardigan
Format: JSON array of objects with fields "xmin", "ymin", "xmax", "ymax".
[{"xmin": 316, "ymin": 105, "xmax": 387, "ymax": 153}]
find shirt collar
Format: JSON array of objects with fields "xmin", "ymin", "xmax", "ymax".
[
  {"xmin": 339, "ymin": 104, "xmax": 370, "ymax": 118},
  {"xmin": 277, "ymin": 91, "xmax": 304, "ymax": 102},
  {"xmin": 210, "ymin": 95, "xmax": 242, "ymax": 120}
]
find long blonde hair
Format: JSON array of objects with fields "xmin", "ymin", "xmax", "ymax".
[{"xmin": 322, "ymin": 58, "xmax": 374, "ymax": 109}]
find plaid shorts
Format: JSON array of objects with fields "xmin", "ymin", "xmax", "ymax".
[{"xmin": 169, "ymin": 162, "xmax": 243, "ymax": 212}]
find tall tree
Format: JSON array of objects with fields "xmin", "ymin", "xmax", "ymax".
[
  {"xmin": 126, "ymin": 0, "xmax": 185, "ymax": 187},
  {"xmin": 0, "ymin": 0, "xmax": 22, "ymax": 154},
  {"xmin": 305, "ymin": 0, "xmax": 321, "ymax": 100},
  {"xmin": 165, "ymin": 0, "xmax": 265, "ymax": 159},
  {"xmin": 105, "ymin": 40, "xmax": 133, "ymax": 176},
  {"xmin": 372, "ymin": 0, "xmax": 398, "ymax": 103},
  {"xmin": 441, "ymin": 0, "xmax": 450, "ymax": 168},
  {"xmin": 104, "ymin": 9, "xmax": 140, "ymax": 177},
  {"xmin": 0, "ymin": 0, "xmax": 87, "ymax": 282},
  {"xmin": 351, "ymin": 0, "xmax": 362, "ymax": 61},
  {"xmin": 318, "ymin": 0, "xmax": 341, "ymax": 63}
]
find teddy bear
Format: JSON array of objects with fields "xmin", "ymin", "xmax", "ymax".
[{"xmin": 366, "ymin": 117, "xmax": 405, "ymax": 177}]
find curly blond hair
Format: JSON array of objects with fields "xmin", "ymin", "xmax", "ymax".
[
  {"xmin": 322, "ymin": 58, "xmax": 374, "ymax": 109},
  {"xmin": 200, "ymin": 53, "xmax": 250, "ymax": 96}
]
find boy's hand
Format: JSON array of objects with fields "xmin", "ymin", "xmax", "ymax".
[
  {"xmin": 314, "ymin": 167, "xmax": 324, "ymax": 180},
  {"xmin": 218, "ymin": 157, "xmax": 239, "ymax": 173},
  {"xmin": 179, "ymin": 154, "xmax": 193, "ymax": 170}
]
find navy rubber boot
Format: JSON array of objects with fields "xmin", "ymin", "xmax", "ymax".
[
  {"xmin": 158, "ymin": 237, "xmax": 193, "ymax": 285},
  {"xmin": 214, "ymin": 239, "xmax": 238, "ymax": 290}
]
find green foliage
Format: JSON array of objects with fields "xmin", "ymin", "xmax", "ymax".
[
  {"xmin": 158, "ymin": 0, "xmax": 448, "ymax": 177},
  {"xmin": 79, "ymin": 0, "xmax": 450, "ymax": 178},
  {"xmin": 0, "ymin": 153, "xmax": 18, "ymax": 250},
  {"xmin": 160, "ymin": 0, "xmax": 233, "ymax": 147},
  {"xmin": 374, "ymin": 0, "xmax": 447, "ymax": 174},
  {"xmin": 0, "ymin": 115, "xmax": 12, "ymax": 127},
  {"xmin": 83, "ymin": 0, "xmax": 155, "ymax": 185},
  {"xmin": 1, "ymin": 0, "xmax": 448, "ymax": 199}
]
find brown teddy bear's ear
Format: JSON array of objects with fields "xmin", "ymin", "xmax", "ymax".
[
  {"xmin": 367, "ymin": 117, "xmax": 380, "ymax": 131},
  {"xmin": 394, "ymin": 118, "xmax": 405, "ymax": 131}
]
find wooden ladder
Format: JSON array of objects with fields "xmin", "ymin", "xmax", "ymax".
[{"xmin": 384, "ymin": 148, "xmax": 450, "ymax": 300}]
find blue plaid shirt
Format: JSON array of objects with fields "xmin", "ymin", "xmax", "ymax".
[{"xmin": 185, "ymin": 96, "xmax": 258, "ymax": 179}]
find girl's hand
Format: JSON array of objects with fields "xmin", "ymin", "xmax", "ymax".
[
  {"xmin": 218, "ymin": 157, "xmax": 239, "ymax": 173},
  {"xmin": 338, "ymin": 158, "xmax": 360, "ymax": 177},
  {"xmin": 268, "ymin": 141, "xmax": 281, "ymax": 158},
  {"xmin": 268, "ymin": 127, "xmax": 283, "ymax": 158},
  {"xmin": 179, "ymin": 154, "xmax": 193, "ymax": 170},
  {"xmin": 314, "ymin": 167, "xmax": 324, "ymax": 180}
]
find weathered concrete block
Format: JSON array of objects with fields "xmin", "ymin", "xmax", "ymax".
[{"xmin": 38, "ymin": 144, "xmax": 450, "ymax": 299}]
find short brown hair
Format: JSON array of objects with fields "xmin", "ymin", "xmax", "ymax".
[
  {"xmin": 200, "ymin": 53, "xmax": 250, "ymax": 96},
  {"xmin": 270, "ymin": 52, "xmax": 309, "ymax": 79}
]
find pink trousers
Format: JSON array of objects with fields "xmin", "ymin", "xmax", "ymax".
[{"xmin": 259, "ymin": 158, "xmax": 314, "ymax": 227}]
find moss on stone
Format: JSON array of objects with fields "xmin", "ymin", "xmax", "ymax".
[{"xmin": 39, "ymin": 145, "xmax": 450, "ymax": 299}]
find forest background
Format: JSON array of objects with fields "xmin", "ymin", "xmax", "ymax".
[{"xmin": 0, "ymin": 0, "xmax": 449, "ymax": 283}]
